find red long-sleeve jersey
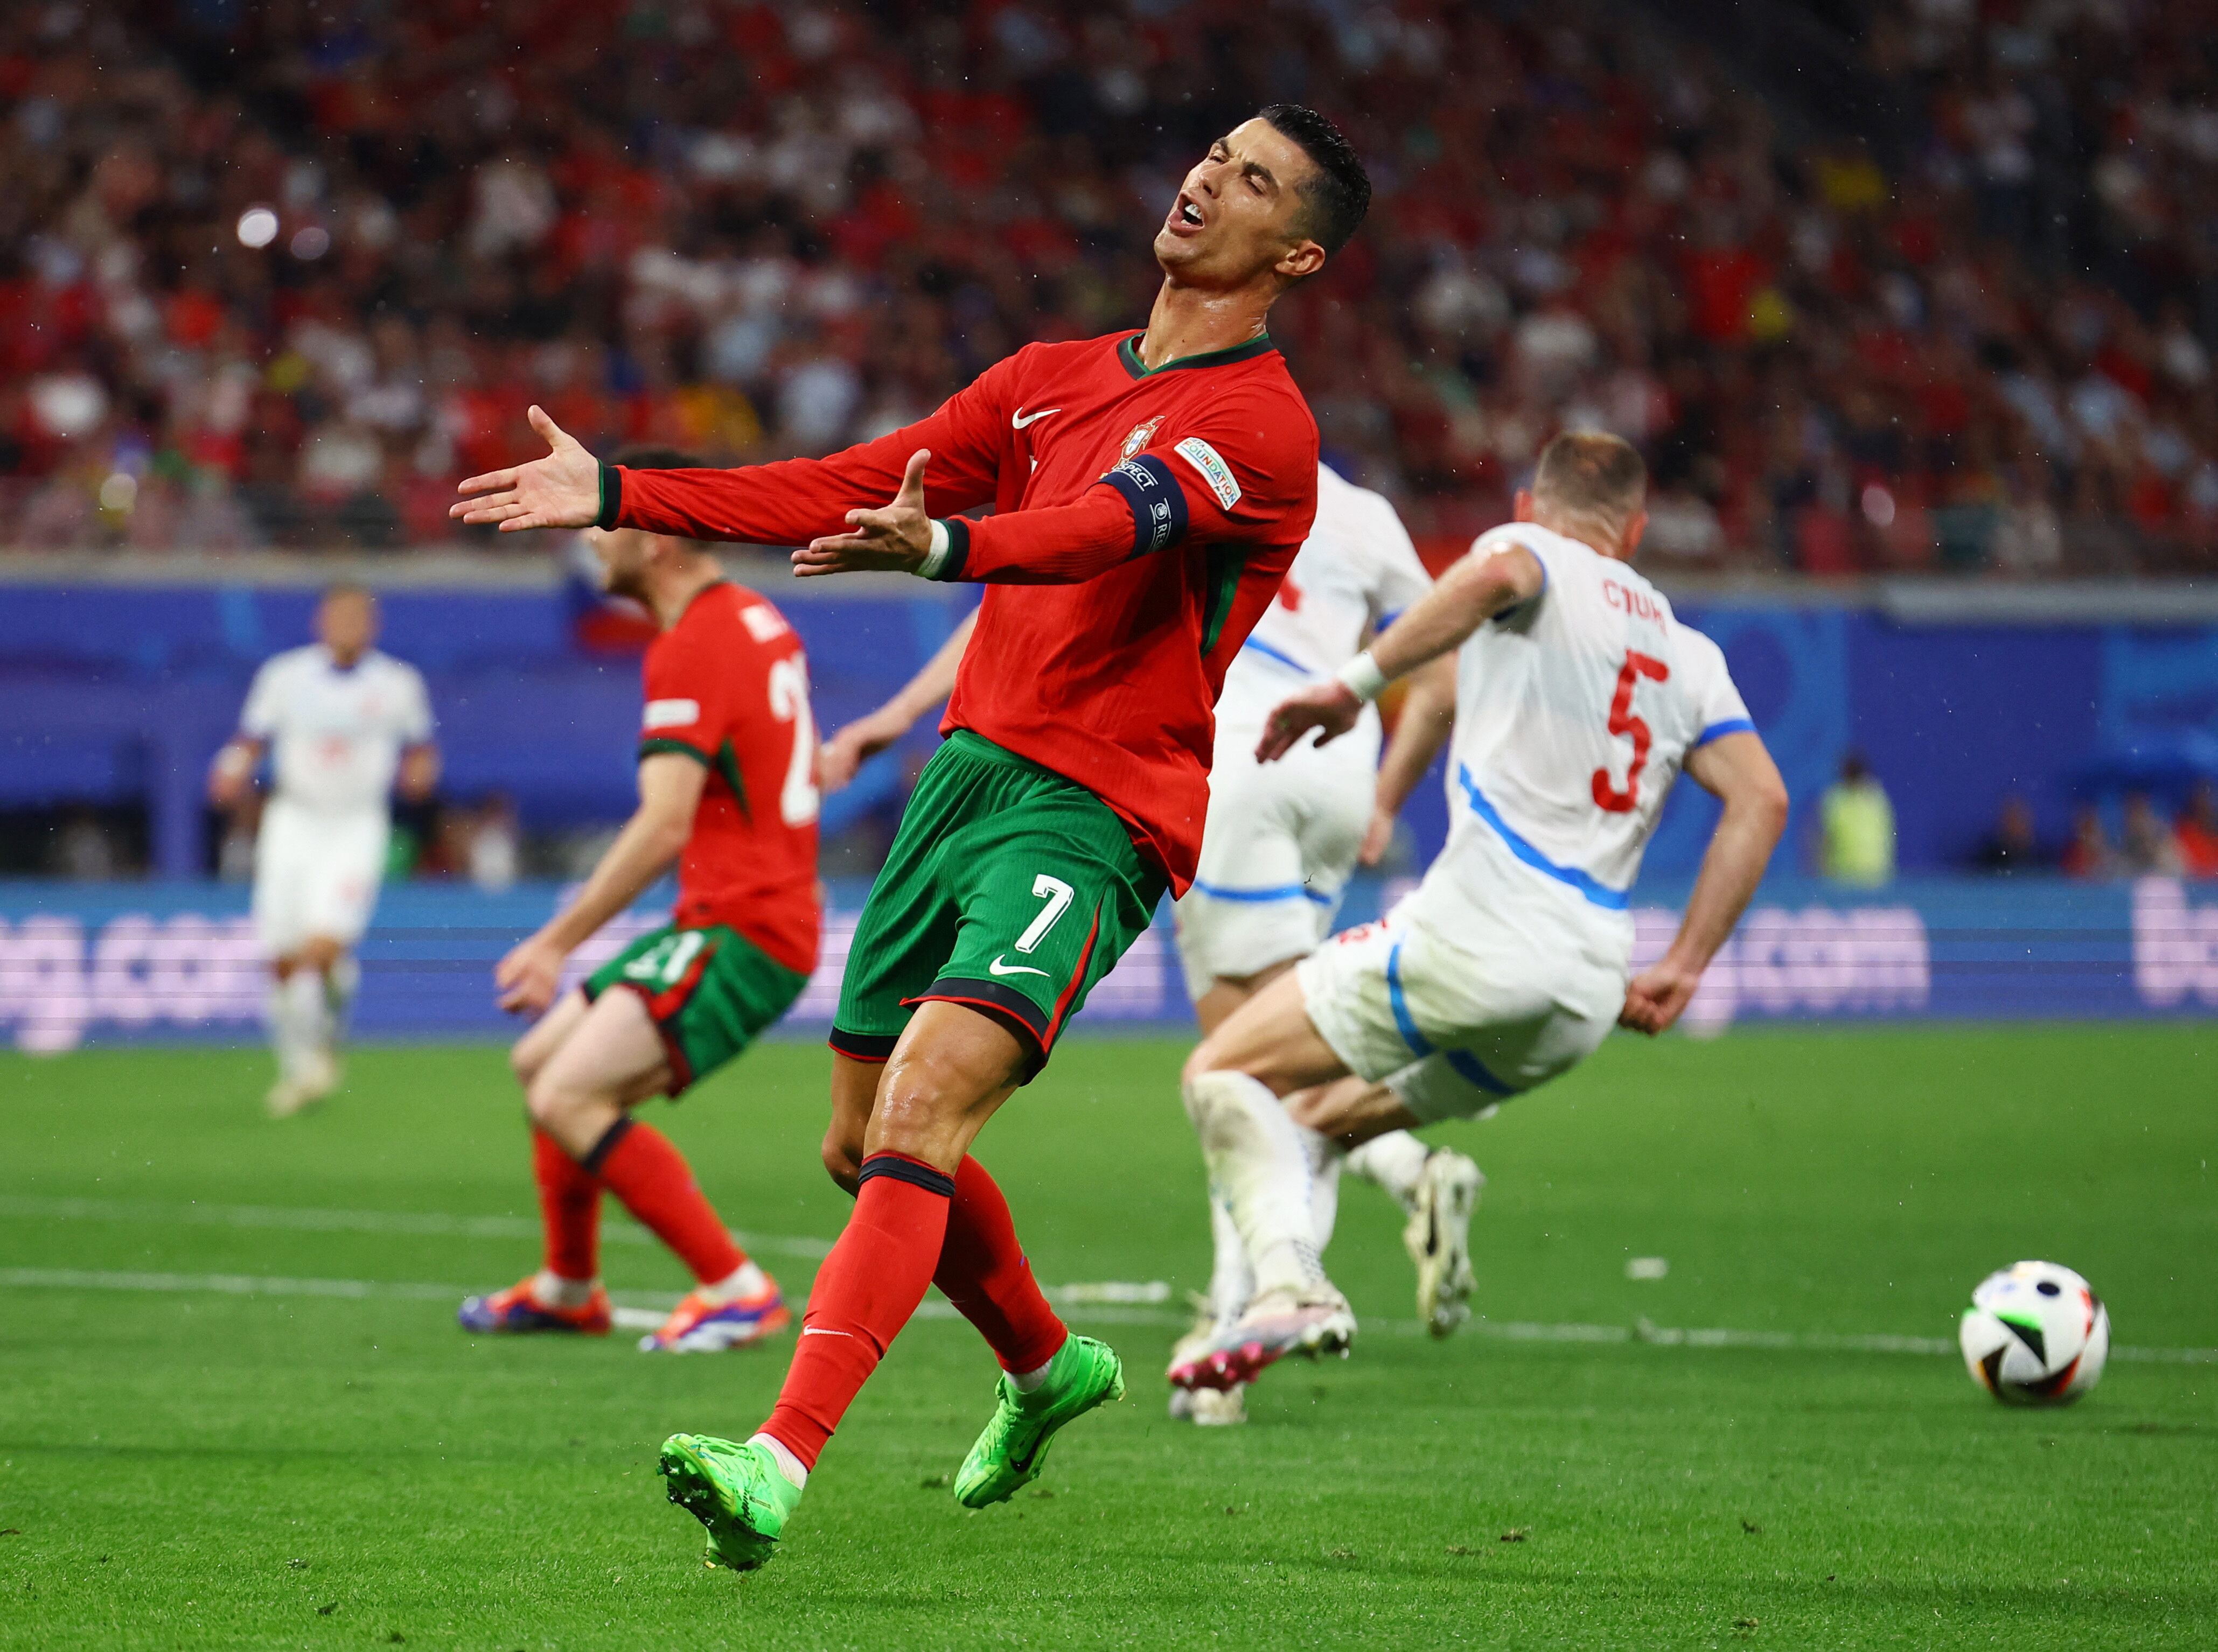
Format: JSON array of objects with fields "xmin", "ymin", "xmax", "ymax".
[{"xmin": 605, "ymin": 330, "xmax": 1319, "ymax": 894}]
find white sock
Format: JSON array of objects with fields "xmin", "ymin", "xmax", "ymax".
[
  {"xmin": 266, "ymin": 975, "xmax": 317, "ymax": 1080},
  {"xmin": 1204, "ymin": 1195, "xmax": 1254, "ymax": 1331},
  {"xmin": 1007, "ymin": 1333, "xmax": 1066, "ymax": 1394},
  {"xmin": 698, "ymin": 1260, "xmax": 769, "ymax": 1305},
  {"xmin": 284, "ymin": 969, "xmax": 332, "ymax": 1065},
  {"xmin": 532, "ymin": 1269, "xmax": 598, "ymax": 1308},
  {"xmin": 1345, "ymin": 1131, "xmax": 1433, "ymax": 1216},
  {"xmin": 748, "ymin": 1431, "xmax": 809, "ymax": 1492},
  {"xmin": 322, "ymin": 954, "xmax": 360, "ymax": 1042},
  {"xmin": 1184, "ymin": 1069, "xmax": 1325, "ymax": 1297},
  {"xmin": 1305, "ymin": 1127, "xmax": 1344, "ymax": 1254}
]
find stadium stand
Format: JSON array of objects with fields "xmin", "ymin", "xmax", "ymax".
[{"xmin": 3, "ymin": 0, "xmax": 2214, "ymax": 571}]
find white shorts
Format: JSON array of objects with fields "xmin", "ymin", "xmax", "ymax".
[
  {"xmin": 252, "ymin": 798, "xmax": 389, "ymax": 957},
  {"xmin": 1173, "ymin": 717, "xmax": 1376, "ymax": 1000},
  {"xmin": 1296, "ymin": 898, "xmax": 1622, "ymax": 1123}
]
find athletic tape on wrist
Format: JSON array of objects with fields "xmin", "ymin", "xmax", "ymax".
[{"xmin": 1336, "ymin": 651, "xmax": 1389, "ymax": 703}]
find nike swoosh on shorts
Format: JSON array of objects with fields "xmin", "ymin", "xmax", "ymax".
[{"xmin": 988, "ymin": 956, "xmax": 1050, "ymax": 978}]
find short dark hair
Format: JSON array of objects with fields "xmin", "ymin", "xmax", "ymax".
[
  {"xmin": 1532, "ymin": 431, "xmax": 1647, "ymax": 526},
  {"xmin": 1258, "ymin": 104, "xmax": 1370, "ymax": 256},
  {"xmin": 609, "ymin": 444, "xmax": 706, "ymax": 471}
]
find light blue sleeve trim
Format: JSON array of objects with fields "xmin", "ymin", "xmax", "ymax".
[
  {"xmin": 1691, "ymin": 717, "xmax": 1756, "ymax": 750},
  {"xmin": 1237, "ymin": 636, "xmax": 1317, "ymax": 677},
  {"xmin": 1191, "ymin": 879, "xmax": 1335, "ymax": 907}
]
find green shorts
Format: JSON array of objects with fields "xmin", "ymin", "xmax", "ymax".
[
  {"xmin": 831, "ymin": 730, "xmax": 1167, "ymax": 1075},
  {"xmin": 585, "ymin": 923, "xmax": 808, "ymax": 1096}
]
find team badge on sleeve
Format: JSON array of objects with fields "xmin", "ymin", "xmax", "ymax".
[{"xmin": 1175, "ymin": 438, "xmax": 1242, "ymax": 509}]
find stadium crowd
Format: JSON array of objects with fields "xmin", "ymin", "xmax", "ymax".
[{"xmin": 3, "ymin": 0, "xmax": 2216, "ymax": 572}]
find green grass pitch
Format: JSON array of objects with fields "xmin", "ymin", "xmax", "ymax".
[{"xmin": 3, "ymin": 1025, "xmax": 2213, "ymax": 1648}]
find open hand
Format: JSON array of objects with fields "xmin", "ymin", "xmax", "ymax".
[
  {"xmin": 495, "ymin": 930, "xmax": 569, "ymax": 1016},
  {"xmin": 1619, "ymin": 957, "xmax": 1702, "ymax": 1035},
  {"xmin": 792, "ymin": 450, "xmax": 932, "ymax": 577},
  {"xmin": 451, "ymin": 406, "xmax": 601, "ymax": 533},
  {"xmin": 1256, "ymin": 681, "xmax": 1362, "ymax": 762}
]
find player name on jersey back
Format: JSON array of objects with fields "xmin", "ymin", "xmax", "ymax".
[{"xmin": 1424, "ymin": 522, "xmax": 1752, "ymax": 936}]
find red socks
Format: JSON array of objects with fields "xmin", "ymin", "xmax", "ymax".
[
  {"xmin": 532, "ymin": 1128, "xmax": 601, "ymax": 1281},
  {"xmin": 762, "ymin": 1153, "xmax": 952, "ymax": 1468},
  {"xmin": 582, "ymin": 1117, "xmax": 745, "ymax": 1285},
  {"xmin": 936, "ymin": 1156, "xmax": 1068, "ymax": 1375}
]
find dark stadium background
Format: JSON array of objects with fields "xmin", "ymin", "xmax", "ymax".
[{"xmin": 2, "ymin": 0, "xmax": 2216, "ymax": 1048}]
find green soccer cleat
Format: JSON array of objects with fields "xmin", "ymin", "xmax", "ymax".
[
  {"xmin": 952, "ymin": 1333, "xmax": 1126, "ymax": 1509},
  {"xmin": 657, "ymin": 1433, "xmax": 802, "ymax": 1572}
]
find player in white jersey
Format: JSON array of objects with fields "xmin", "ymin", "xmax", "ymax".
[
  {"xmin": 208, "ymin": 586, "xmax": 438, "ymax": 1117},
  {"xmin": 1169, "ymin": 432, "xmax": 1788, "ymax": 1394},
  {"xmin": 1167, "ymin": 463, "xmax": 1475, "ymax": 1425}
]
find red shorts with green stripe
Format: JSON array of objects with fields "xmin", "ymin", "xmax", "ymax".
[{"xmin": 831, "ymin": 731, "xmax": 1166, "ymax": 1076}]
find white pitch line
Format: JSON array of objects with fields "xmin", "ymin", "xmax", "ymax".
[
  {"xmin": 0, "ymin": 1194, "xmax": 833, "ymax": 1260},
  {"xmin": 3, "ymin": 1266, "xmax": 2211, "ymax": 1364}
]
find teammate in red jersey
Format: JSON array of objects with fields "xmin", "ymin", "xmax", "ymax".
[
  {"xmin": 454, "ymin": 107, "xmax": 1370, "ymax": 1569},
  {"xmin": 457, "ymin": 448, "xmax": 822, "ymax": 1356}
]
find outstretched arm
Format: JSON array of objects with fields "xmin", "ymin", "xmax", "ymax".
[
  {"xmin": 494, "ymin": 753, "xmax": 706, "ymax": 1016},
  {"xmin": 1258, "ymin": 542, "xmax": 1542, "ymax": 761},
  {"xmin": 1619, "ymin": 730, "xmax": 1789, "ymax": 1035},
  {"xmin": 1358, "ymin": 654, "xmax": 1457, "ymax": 865},
  {"xmin": 819, "ymin": 610, "xmax": 978, "ymax": 793},
  {"xmin": 452, "ymin": 365, "xmax": 1012, "ymax": 544}
]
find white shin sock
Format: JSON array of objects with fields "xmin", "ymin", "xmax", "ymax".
[
  {"xmin": 1345, "ymin": 1131, "xmax": 1433, "ymax": 1215},
  {"xmin": 1184, "ymin": 1069, "xmax": 1326, "ymax": 1298}
]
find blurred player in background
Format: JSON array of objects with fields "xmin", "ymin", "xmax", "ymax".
[
  {"xmin": 816, "ymin": 464, "xmax": 1478, "ymax": 1428},
  {"xmin": 1173, "ymin": 432, "xmax": 1790, "ymax": 1395},
  {"xmin": 456, "ymin": 106, "xmax": 1366, "ymax": 1570},
  {"xmin": 457, "ymin": 449, "xmax": 821, "ymax": 1355},
  {"xmin": 208, "ymin": 585, "xmax": 436, "ymax": 1118}
]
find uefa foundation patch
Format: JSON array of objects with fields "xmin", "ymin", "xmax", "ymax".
[{"xmin": 1175, "ymin": 438, "xmax": 1241, "ymax": 508}]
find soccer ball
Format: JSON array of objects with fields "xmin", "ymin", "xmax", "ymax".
[{"xmin": 1958, "ymin": 1261, "xmax": 2109, "ymax": 1405}]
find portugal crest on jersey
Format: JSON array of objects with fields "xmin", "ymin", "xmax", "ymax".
[{"xmin": 1119, "ymin": 417, "xmax": 1164, "ymax": 460}]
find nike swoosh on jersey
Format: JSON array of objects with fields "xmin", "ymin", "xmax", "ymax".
[
  {"xmin": 987, "ymin": 955, "xmax": 1051, "ymax": 978},
  {"xmin": 1012, "ymin": 407, "xmax": 1061, "ymax": 429}
]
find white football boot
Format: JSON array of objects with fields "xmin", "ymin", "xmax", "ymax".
[
  {"xmin": 1405, "ymin": 1150, "xmax": 1483, "ymax": 1338},
  {"xmin": 1168, "ymin": 1284, "xmax": 1356, "ymax": 1390}
]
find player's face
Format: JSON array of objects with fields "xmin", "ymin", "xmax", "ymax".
[
  {"xmin": 1155, "ymin": 119, "xmax": 1327, "ymax": 290},
  {"xmin": 583, "ymin": 526, "xmax": 653, "ymax": 601},
  {"xmin": 317, "ymin": 592, "xmax": 378, "ymax": 663}
]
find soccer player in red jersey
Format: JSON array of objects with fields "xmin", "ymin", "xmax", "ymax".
[
  {"xmin": 457, "ymin": 448, "xmax": 822, "ymax": 1356},
  {"xmin": 455, "ymin": 107, "xmax": 1370, "ymax": 1569}
]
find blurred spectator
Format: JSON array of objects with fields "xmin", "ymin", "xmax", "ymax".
[
  {"xmin": 1970, "ymin": 795, "xmax": 2043, "ymax": 875},
  {"xmin": 2119, "ymin": 793, "xmax": 2184, "ymax": 876},
  {"xmin": 1819, "ymin": 753, "xmax": 1896, "ymax": 886},
  {"xmin": 2, "ymin": 1, "xmax": 2214, "ymax": 568},
  {"xmin": 2060, "ymin": 806, "xmax": 2119, "ymax": 881},
  {"xmin": 2175, "ymin": 782, "xmax": 2218, "ymax": 879}
]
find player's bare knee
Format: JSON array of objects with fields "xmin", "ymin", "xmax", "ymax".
[
  {"xmin": 508, "ymin": 1036, "xmax": 542, "ymax": 1090},
  {"xmin": 820, "ymin": 1129, "xmax": 863, "ymax": 1194}
]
